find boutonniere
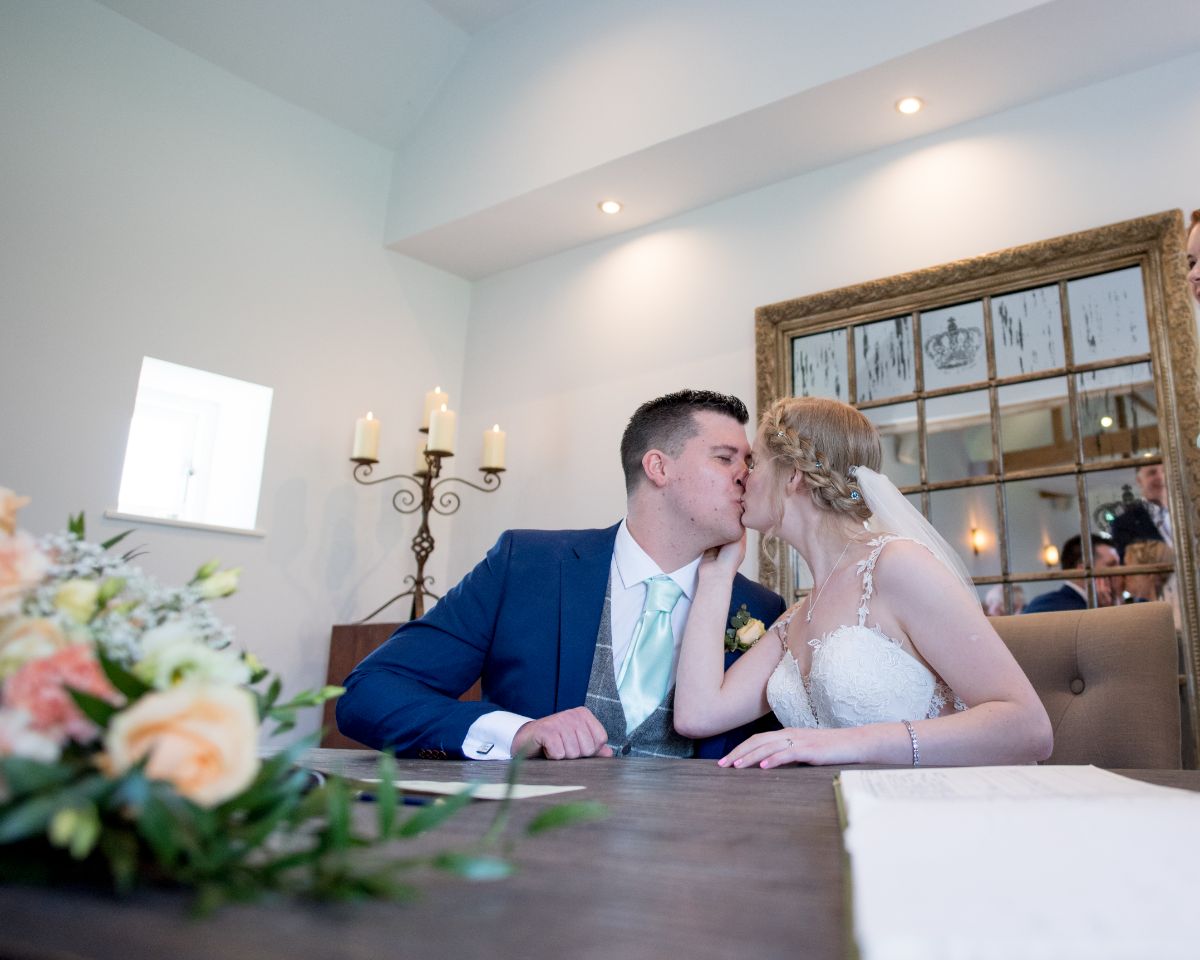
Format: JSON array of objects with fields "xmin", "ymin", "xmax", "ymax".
[{"xmin": 724, "ymin": 604, "xmax": 767, "ymax": 652}]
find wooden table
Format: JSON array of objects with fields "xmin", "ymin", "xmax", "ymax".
[{"xmin": 2, "ymin": 755, "xmax": 1197, "ymax": 960}]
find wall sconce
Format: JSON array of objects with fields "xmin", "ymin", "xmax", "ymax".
[
  {"xmin": 969, "ymin": 527, "xmax": 987, "ymax": 556},
  {"xmin": 1041, "ymin": 543, "xmax": 1060, "ymax": 568}
]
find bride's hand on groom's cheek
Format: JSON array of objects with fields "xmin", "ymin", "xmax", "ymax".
[
  {"xmin": 701, "ymin": 533, "xmax": 747, "ymax": 577},
  {"xmin": 717, "ymin": 728, "xmax": 860, "ymax": 769},
  {"xmin": 512, "ymin": 706, "xmax": 615, "ymax": 760}
]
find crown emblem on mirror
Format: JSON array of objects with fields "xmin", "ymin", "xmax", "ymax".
[{"xmin": 924, "ymin": 317, "xmax": 982, "ymax": 370}]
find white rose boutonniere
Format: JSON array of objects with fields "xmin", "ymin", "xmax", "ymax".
[{"xmin": 724, "ymin": 604, "xmax": 767, "ymax": 652}]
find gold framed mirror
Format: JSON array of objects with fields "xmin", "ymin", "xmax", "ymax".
[{"xmin": 755, "ymin": 211, "xmax": 1200, "ymax": 754}]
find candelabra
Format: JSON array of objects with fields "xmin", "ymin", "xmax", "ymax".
[{"xmin": 351, "ymin": 449, "xmax": 503, "ymax": 622}]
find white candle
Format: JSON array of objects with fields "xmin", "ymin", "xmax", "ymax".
[
  {"xmin": 482, "ymin": 423, "xmax": 506, "ymax": 469},
  {"xmin": 413, "ymin": 436, "xmax": 431, "ymax": 476},
  {"xmin": 422, "ymin": 386, "xmax": 449, "ymax": 430},
  {"xmin": 352, "ymin": 412, "xmax": 380, "ymax": 460},
  {"xmin": 428, "ymin": 404, "xmax": 457, "ymax": 454}
]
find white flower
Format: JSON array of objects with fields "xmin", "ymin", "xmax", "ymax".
[
  {"xmin": 0, "ymin": 707, "xmax": 61, "ymax": 764},
  {"xmin": 134, "ymin": 620, "xmax": 250, "ymax": 689},
  {"xmin": 53, "ymin": 579, "xmax": 100, "ymax": 624},
  {"xmin": 196, "ymin": 568, "xmax": 240, "ymax": 600}
]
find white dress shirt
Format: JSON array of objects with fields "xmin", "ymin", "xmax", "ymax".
[{"xmin": 462, "ymin": 520, "xmax": 701, "ymax": 759}]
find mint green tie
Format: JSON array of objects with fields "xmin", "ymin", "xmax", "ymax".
[{"xmin": 617, "ymin": 575, "xmax": 684, "ymax": 734}]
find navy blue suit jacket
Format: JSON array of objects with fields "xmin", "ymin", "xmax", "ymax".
[
  {"xmin": 336, "ymin": 524, "xmax": 786, "ymax": 759},
  {"xmin": 1022, "ymin": 584, "xmax": 1087, "ymax": 614}
]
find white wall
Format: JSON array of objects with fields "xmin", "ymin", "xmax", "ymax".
[
  {"xmin": 449, "ymin": 49, "xmax": 1200, "ymax": 583},
  {"xmin": 0, "ymin": 0, "xmax": 471, "ymax": 740}
]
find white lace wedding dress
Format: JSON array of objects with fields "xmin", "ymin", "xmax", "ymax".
[{"xmin": 766, "ymin": 535, "xmax": 966, "ymax": 729}]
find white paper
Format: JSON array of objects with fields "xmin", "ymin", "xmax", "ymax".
[
  {"xmin": 838, "ymin": 767, "xmax": 1200, "ymax": 960},
  {"xmin": 357, "ymin": 778, "xmax": 584, "ymax": 800}
]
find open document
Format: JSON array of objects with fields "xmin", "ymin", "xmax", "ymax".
[{"xmin": 835, "ymin": 766, "xmax": 1200, "ymax": 960}]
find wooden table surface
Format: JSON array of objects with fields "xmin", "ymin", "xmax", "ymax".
[{"xmin": 2, "ymin": 753, "xmax": 1198, "ymax": 960}]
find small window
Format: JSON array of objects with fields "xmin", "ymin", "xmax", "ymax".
[{"xmin": 115, "ymin": 358, "xmax": 272, "ymax": 533}]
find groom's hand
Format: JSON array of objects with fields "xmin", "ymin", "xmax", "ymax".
[{"xmin": 512, "ymin": 707, "xmax": 615, "ymax": 759}]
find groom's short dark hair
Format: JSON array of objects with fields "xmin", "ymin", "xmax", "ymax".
[{"xmin": 620, "ymin": 389, "xmax": 748, "ymax": 492}]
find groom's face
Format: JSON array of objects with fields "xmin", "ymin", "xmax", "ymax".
[{"xmin": 662, "ymin": 411, "xmax": 751, "ymax": 547}]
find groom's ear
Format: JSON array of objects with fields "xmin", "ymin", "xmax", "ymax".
[{"xmin": 641, "ymin": 449, "xmax": 670, "ymax": 488}]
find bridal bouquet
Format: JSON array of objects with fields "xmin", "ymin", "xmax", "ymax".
[{"xmin": 0, "ymin": 488, "xmax": 600, "ymax": 911}]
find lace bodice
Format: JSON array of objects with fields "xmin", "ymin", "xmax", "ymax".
[{"xmin": 766, "ymin": 535, "xmax": 967, "ymax": 729}]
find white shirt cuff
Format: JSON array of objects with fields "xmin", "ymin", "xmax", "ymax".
[{"xmin": 462, "ymin": 710, "xmax": 532, "ymax": 760}]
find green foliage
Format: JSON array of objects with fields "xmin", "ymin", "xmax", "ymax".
[
  {"xmin": 0, "ymin": 744, "xmax": 607, "ymax": 913},
  {"xmin": 726, "ymin": 603, "xmax": 752, "ymax": 651}
]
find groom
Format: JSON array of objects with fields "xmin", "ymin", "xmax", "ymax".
[{"xmin": 336, "ymin": 389, "xmax": 785, "ymax": 760}]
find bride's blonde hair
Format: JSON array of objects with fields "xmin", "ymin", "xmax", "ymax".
[{"xmin": 757, "ymin": 396, "xmax": 881, "ymax": 528}]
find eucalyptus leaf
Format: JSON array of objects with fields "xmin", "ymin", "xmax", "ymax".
[
  {"xmin": 524, "ymin": 800, "xmax": 608, "ymax": 835},
  {"xmin": 395, "ymin": 787, "xmax": 476, "ymax": 838},
  {"xmin": 432, "ymin": 851, "xmax": 514, "ymax": 881}
]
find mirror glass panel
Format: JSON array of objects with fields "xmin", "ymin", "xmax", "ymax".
[
  {"xmin": 1077, "ymin": 361, "xmax": 1158, "ymax": 463},
  {"xmin": 1067, "ymin": 266, "xmax": 1150, "ymax": 364},
  {"xmin": 1003, "ymin": 475, "xmax": 1080, "ymax": 576},
  {"xmin": 927, "ymin": 485, "xmax": 1002, "ymax": 579},
  {"xmin": 993, "ymin": 284, "xmax": 1064, "ymax": 378},
  {"xmin": 926, "ymin": 390, "xmax": 991, "ymax": 484},
  {"xmin": 921, "ymin": 301, "xmax": 987, "ymax": 391},
  {"xmin": 997, "ymin": 377, "xmax": 1073, "ymax": 472},
  {"xmin": 792, "ymin": 328, "xmax": 847, "ymax": 401},
  {"xmin": 864, "ymin": 401, "xmax": 920, "ymax": 487},
  {"xmin": 855, "ymin": 315, "xmax": 914, "ymax": 402}
]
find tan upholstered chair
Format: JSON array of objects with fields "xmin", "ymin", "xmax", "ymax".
[{"xmin": 991, "ymin": 601, "xmax": 1180, "ymax": 769}]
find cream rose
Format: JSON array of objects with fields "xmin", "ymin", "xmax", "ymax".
[
  {"xmin": 104, "ymin": 683, "xmax": 261, "ymax": 807},
  {"xmin": 736, "ymin": 617, "xmax": 767, "ymax": 648},
  {"xmin": 134, "ymin": 621, "xmax": 250, "ymax": 689}
]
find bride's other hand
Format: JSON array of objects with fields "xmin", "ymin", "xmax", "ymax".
[
  {"xmin": 701, "ymin": 532, "xmax": 746, "ymax": 578},
  {"xmin": 718, "ymin": 727, "xmax": 866, "ymax": 769}
]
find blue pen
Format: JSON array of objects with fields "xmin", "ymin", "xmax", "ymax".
[{"xmin": 356, "ymin": 791, "xmax": 434, "ymax": 806}]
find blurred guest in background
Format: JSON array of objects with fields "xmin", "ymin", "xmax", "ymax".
[
  {"xmin": 983, "ymin": 584, "xmax": 1026, "ymax": 617},
  {"xmin": 1023, "ymin": 534, "xmax": 1120, "ymax": 613}
]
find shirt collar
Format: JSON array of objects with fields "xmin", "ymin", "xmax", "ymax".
[{"xmin": 613, "ymin": 518, "xmax": 701, "ymax": 600}]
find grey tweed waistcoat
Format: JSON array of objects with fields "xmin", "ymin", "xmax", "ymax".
[{"xmin": 583, "ymin": 576, "xmax": 694, "ymax": 759}]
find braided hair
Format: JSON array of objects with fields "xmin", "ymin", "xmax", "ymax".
[{"xmin": 757, "ymin": 397, "xmax": 881, "ymax": 525}]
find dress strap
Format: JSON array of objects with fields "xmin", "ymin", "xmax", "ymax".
[
  {"xmin": 854, "ymin": 535, "xmax": 908, "ymax": 626},
  {"xmin": 770, "ymin": 601, "xmax": 805, "ymax": 658}
]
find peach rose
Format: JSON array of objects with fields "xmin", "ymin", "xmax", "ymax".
[
  {"xmin": 0, "ymin": 488, "xmax": 31, "ymax": 537},
  {"xmin": 0, "ymin": 530, "xmax": 50, "ymax": 617},
  {"xmin": 1, "ymin": 644, "xmax": 122, "ymax": 744},
  {"xmin": 104, "ymin": 684, "xmax": 260, "ymax": 807},
  {"xmin": 0, "ymin": 617, "xmax": 74, "ymax": 678}
]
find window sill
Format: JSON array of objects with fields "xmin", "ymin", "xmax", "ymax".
[{"xmin": 104, "ymin": 510, "xmax": 265, "ymax": 538}]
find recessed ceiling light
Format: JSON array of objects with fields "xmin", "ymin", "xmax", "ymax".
[
  {"xmin": 598, "ymin": 200, "xmax": 622, "ymax": 215},
  {"xmin": 895, "ymin": 96, "xmax": 924, "ymax": 115}
]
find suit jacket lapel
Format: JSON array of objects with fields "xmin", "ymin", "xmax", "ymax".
[{"xmin": 555, "ymin": 524, "xmax": 619, "ymax": 712}]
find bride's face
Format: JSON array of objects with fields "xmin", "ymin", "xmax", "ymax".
[{"xmin": 740, "ymin": 436, "xmax": 779, "ymax": 532}]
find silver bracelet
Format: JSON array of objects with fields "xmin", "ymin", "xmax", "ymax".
[{"xmin": 900, "ymin": 719, "xmax": 920, "ymax": 767}]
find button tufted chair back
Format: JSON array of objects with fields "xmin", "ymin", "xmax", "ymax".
[{"xmin": 992, "ymin": 601, "xmax": 1181, "ymax": 769}]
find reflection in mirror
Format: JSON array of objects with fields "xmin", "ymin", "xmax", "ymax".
[
  {"xmin": 1067, "ymin": 266, "xmax": 1150, "ymax": 365},
  {"xmin": 926, "ymin": 390, "xmax": 990, "ymax": 484},
  {"xmin": 981, "ymin": 582, "xmax": 1028, "ymax": 617},
  {"xmin": 1003, "ymin": 476, "xmax": 1079, "ymax": 575},
  {"xmin": 1088, "ymin": 462, "xmax": 1173, "ymax": 559},
  {"xmin": 921, "ymin": 301, "xmax": 987, "ymax": 391},
  {"xmin": 1021, "ymin": 578, "xmax": 1095, "ymax": 612},
  {"xmin": 1077, "ymin": 362, "xmax": 1158, "ymax": 462},
  {"xmin": 928, "ymin": 485, "xmax": 1001, "ymax": 578},
  {"xmin": 855, "ymin": 315, "xmax": 914, "ymax": 402},
  {"xmin": 997, "ymin": 377, "xmax": 1073, "ymax": 471},
  {"xmin": 863, "ymin": 402, "xmax": 920, "ymax": 487},
  {"xmin": 792, "ymin": 328, "xmax": 847, "ymax": 401},
  {"xmin": 993, "ymin": 284, "xmax": 1063, "ymax": 378}
]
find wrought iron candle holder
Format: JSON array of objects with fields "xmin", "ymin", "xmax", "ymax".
[{"xmin": 351, "ymin": 446, "xmax": 503, "ymax": 622}]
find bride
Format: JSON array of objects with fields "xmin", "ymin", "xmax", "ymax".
[{"xmin": 673, "ymin": 396, "xmax": 1053, "ymax": 768}]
